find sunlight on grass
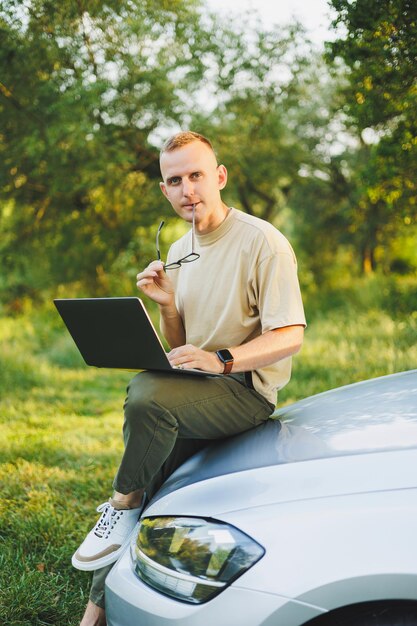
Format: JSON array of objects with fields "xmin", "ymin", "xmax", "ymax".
[
  {"xmin": 277, "ymin": 310, "xmax": 416, "ymax": 404},
  {"xmin": 0, "ymin": 316, "xmax": 133, "ymax": 625}
]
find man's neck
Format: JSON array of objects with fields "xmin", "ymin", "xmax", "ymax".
[{"xmin": 195, "ymin": 203, "xmax": 231, "ymax": 234}]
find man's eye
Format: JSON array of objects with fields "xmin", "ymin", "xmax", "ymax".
[
  {"xmin": 169, "ymin": 177, "xmax": 181, "ymax": 185},
  {"xmin": 191, "ymin": 172, "xmax": 201, "ymax": 179}
]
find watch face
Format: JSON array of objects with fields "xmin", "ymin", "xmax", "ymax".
[{"xmin": 217, "ymin": 349, "xmax": 234, "ymax": 363}]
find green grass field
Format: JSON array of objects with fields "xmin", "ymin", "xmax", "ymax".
[{"xmin": 1, "ymin": 278, "xmax": 416, "ymax": 625}]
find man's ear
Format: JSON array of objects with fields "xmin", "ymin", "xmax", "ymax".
[
  {"xmin": 217, "ymin": 164, "xmax": 228, "ymax": 190},
  {"xmin": 159, "ymin": 181, "xmax": 168, "ymax": 199}
]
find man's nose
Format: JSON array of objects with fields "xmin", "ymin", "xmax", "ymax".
[{"xmin": 182, "ymin": 178, "xmax": 195, "ymax": 197}]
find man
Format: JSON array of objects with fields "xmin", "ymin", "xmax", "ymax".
[{"xmin": 76, "ymin": 130, "xmax": 306, "ymax": 626}]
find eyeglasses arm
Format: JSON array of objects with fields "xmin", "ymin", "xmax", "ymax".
[{"xmin": 156, "ymin": 220, "xmax": 165, "ymax": 261}]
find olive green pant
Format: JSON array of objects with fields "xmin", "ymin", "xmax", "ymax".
[{"xmin": 89, "ymin": 370, "xmax": 275, "ymax": 608}]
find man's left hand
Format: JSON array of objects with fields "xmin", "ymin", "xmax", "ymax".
[{"xmin": 167, "ymin": 344, "xmax": 223, "ymax": 374}]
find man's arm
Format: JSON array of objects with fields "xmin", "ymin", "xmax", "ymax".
[
  {"xmin": 167, "ymin": 325, "xmax": 304, "ymax": 373},
  {"xmin": 159, "ymin": 303, "xmax": 186, "ymax": 349},
  {"xmin": 228, "ymin": 324, "xmax": 304, "ymax": 372},
  {"xmin": 136, "ymin": 260, "xmax": 185, "ymax": 348}
]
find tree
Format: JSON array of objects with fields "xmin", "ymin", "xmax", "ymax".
[
  {"xmin": 190, "ymin": 19, "xmax": 329, "ymax": 226},
  {"xmin": 1, "ymin": 2, "xmax": 340, "ymax": 300},
  {"xmin": 0, "ymin": 0, "xmax": 209, "ymax": 300},
  {"xmin": 326, "ymin": 0, "xmax": 417, "ymax": 272}
]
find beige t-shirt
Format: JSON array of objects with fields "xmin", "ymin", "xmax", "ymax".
[{"xmin": 167, "ymin": 208, "xmax": 306, "ymax": 406}]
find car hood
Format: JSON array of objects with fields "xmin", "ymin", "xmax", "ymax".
[{"xmin": 150, "ymin": 370, "xmax": 417, "ymax": 506}]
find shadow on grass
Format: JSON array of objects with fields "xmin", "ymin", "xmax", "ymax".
[{"xmin": 0, "ymin": 540, "xmax": 92, "ymax": 626}]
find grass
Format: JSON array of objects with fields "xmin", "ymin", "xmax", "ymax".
[
  {"xmin": 0, "ymin": 276, "xmax": 416, "ymax": 625},
  {"xmin": 0, "ymin": 309, "xmax": 132, "ymax": 626},
  {"xmin": 279, "ymin": 307, "xmax": 417, "ymax": 404}
]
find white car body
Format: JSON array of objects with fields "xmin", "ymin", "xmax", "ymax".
[{"xmin": 106, "ymin": 370, "xmax": 417, "ymax": 625}]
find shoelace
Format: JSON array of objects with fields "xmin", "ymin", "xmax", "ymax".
[{"xmin": 93, "ymin": 502, "xmax": 124, "ymax": 539}]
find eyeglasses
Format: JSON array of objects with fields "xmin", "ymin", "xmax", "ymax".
[{"xmin": 156, "ymin": 206, "xmax": 200, "ymax": 270}]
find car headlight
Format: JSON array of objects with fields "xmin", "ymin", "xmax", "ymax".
[{"xmin": 130, "ymin": 516, "xmax": 264, "ymax": 604}]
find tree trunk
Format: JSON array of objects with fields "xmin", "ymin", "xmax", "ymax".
[{"xmin": 362, "ymin": 245, "xmax": 375, "ymax": 274}]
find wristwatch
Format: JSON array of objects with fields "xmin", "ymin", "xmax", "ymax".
[{"xmin": 216, "ymin": 349, "xmax": 234, "ymax": 375}]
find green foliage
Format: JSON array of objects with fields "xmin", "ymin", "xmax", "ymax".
[
  {"xmin": 325, "ymin": 0, "xmax": 417, "ymax": 271},
  {"xmin": 191, "ymin": 20, "xmax": 327, "ymax": 225},
  {"xmin": 1, "ymin": 0, "xmax": 417, "ymax": 306},
  {"xmin": 0, "ymin": 0, "xmax": 208, "ymax": 300},
  {"xmin": 329, "ymin": 0, "xmax": 417, "ymax": 131},
  {"xmin": 1, "ymin": 1, "xmax": 338, "ymax": 303}
]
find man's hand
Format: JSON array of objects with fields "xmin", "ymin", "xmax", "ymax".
[
  {"xmin": 137, "ymin": 261, "xmax": 186, "ymax": 348},
  {"xmin": 168, "ymin": 344, "xmax": 223, "ymax": 374},
  {"xmin": 136, "ymin": 261, "xmax": 175, "ymax": 307}
]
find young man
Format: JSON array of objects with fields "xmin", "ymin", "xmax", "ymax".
[{"xmin": 76, "ymin": 131, "xmax": 306, "ymax": 626}]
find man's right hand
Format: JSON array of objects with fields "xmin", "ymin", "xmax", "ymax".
[{"xmin": 136, "ymin": 260, "xmax": 175, "ymax": 307}]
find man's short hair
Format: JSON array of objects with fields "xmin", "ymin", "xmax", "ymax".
[{"xmin": 160, "ymin": 131, "xmax": 216, "ymax": 157}]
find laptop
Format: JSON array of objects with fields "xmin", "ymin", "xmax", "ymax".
[{"xmin": 54, "ymin": 297, "xmax": 211, "ymax": 376}]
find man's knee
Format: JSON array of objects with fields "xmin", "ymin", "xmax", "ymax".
[
  {"xmin": 125, "ymin": 372, "xmax": 168, "ymax": 409},
  {"xmin": 123, "ymin": 372, "xmax": 177, "ymax": 429}
]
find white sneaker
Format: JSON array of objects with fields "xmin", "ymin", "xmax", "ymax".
[{"xmin": 72, "ymin": 500, "xmax": 143, "ymax": 571}]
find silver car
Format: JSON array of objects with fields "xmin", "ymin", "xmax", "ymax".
[{"xmin": 105, "ymin": 370, "xmax": 417, "ymax": 626}]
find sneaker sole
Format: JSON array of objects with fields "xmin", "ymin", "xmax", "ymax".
[{"xmin": 71, "ymin": 526, "xmax": 138, "ymax": 572}]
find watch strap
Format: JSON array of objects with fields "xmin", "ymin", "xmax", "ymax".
[{"xmin": 222, "ymin": 359, "xmax": 234, "ymax": 375}]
